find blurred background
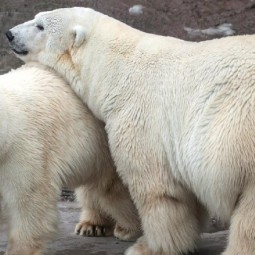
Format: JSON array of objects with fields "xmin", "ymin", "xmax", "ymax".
[{"xmin": 1, "ymin": 0, "xmax": 255, "ymax": 74}]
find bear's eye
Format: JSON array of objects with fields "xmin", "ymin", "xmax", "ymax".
[{"xmin": 36, "ymin": 24, "xmax": 44, "ymax": 31}]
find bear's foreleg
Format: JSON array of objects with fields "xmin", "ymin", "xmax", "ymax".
[
  {"xmin": 96, "ymin": 178, "xmax": 142, "ymax": 241},
  {"xmin": 75, "ymin": 185, "xmax": 114, "ymax": 237},
  {"xmin": 2, "ymin": 171, "xmax": 59, "ymax": 255},
  {"xmin": 124, "ymin": 186, "xmax": 200, "ymax": 255},
  {"xmin": 222, "ymin": 181, "xmax": 255, "ymax": 255},
  {"xmin": 75, "ymin": 180, "xmax": 142, "ymax": 241},
  {"xmin": 107, "ymin": 121, "xmax": 200, "ymax": 255}
]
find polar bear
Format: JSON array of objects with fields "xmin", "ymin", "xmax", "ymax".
[
  {"xmin": 0, "ymin": 63, "xmax": 140, "ymax": 255},
  {"xmin": 6, "ymin": 7, "xmax": 255, "ymax": 255}
]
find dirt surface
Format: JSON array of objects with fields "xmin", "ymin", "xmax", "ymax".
[
  {"xmin": 0, "ymin": 202, "xmax": 228, "ymax": 255},
  {"xmin": 1, "ymin": 0, "xmax": 255, "ymax": 73}
]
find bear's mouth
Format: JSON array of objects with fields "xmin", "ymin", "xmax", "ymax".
[{"xmin": 12, "ymin": 48, "xmax": 28, "ymax": 55}]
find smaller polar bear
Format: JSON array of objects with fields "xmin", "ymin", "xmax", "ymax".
[
  {"xmin": 0, "ymin": 64, "xmax": 140, "ymax": 255},
  {"xmin": 7, "ymin": 7, "xmax": 255, "ymax": 255}
]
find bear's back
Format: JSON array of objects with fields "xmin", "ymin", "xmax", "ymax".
[{"xmin": 0, "ymin": 64, "xmax": 109, "ymax": 184}]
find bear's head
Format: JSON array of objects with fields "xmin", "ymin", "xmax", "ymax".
[{"xmin": 6, "ymin": 7, "xmax": 98, "ymax": 65}]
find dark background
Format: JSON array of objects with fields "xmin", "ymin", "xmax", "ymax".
[{"xmin": 1, "ymin": 0, "xmax": 255, "ymax": 74}]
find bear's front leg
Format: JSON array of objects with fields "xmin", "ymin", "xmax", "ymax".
[
  {"xmin": 123, "ymin": 187, "xmax": 200, "ymax": 255},
  {"xmin": 2, "ymin": 174, "xmax": 59, "ymax": 255},
  {"xmin": 75, "ymin": 186, "xmax": 114, "ymax": 237},
  {"xmin": 75, "ymin": 181, "xmax": 141, "ymax": 240},
  {"xmin": 222, "ymin": 182, "xmax": 255, "ymax": 255},
  {"xmin": 94, "ymin": 178, "xmax": 142, "ymax": 241},
  {"xmin": 107, "ymin": 120, "xmax": 200, "ymax": 255}
]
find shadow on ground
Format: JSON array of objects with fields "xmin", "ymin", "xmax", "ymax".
[{"xmin": 0, "ymin": 202, "xmax": 227, "ymax": 255}]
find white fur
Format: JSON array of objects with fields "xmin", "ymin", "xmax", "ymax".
[
  {"xmin": 72, "ymin": 25, "xmax": 86, "ymax": 47},
  {"xmin": 9, "ymin": 7, "xmax": 255, "ymax": 255},
  {"xmin": 0, "ymin": 63, "xmax": 140, "ymax": 255}
]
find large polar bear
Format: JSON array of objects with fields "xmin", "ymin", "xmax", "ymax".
[
  {"xmin": 7, "ymin": 7, "xmax": 255, "ymax": 255},
  {"xmin": 0, "ymin": 63, "xmax": 140, "ymax": 255}
]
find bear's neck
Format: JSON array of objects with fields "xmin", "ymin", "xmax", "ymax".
[
  {"xmin": 56, "ymin": 14, "xmax": 184, "ymax": 121},
  {"xmin": 71, "ymin": 17, "xmax": 147, "ymax": 120}
]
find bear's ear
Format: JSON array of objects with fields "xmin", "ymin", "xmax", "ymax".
[{"xmin": 72, "ymin": 25, "xmax": 86, "ymax": 47}]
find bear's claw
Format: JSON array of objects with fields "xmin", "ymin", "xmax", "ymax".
[{"xmin": 75, "ymin": 221, "xmax": 113, "ymax": 237}]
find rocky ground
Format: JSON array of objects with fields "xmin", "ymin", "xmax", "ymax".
[{"xmin": 0, "ymin": 202, "xmax": 228, "ymax": 255}]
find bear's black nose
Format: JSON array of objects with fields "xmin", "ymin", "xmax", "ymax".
[{"xmin": 5, "ymin": 30, "xmax": 14, "ymax": 42}]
